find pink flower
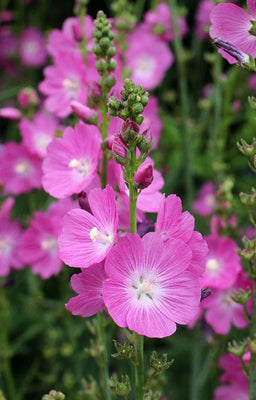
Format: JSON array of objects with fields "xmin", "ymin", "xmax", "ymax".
[
  {"xmin": 47, "ymin": 16, "xmax": 94, "ymax": 57},
  {"xmin": 144, "ymin": 2, "xmax": 187, "ymax": 42},
  {"xmin": 0, "ymin": 198, "xmax": 23, "ymax": 276},
  {"xmin": 0, "ymin": 142, "xmax": 42, "ymax": 195},
  {"xmin": 125, "ymin": 26, "xmax": 174, "ymax": 90},
  {"xmin": 219, "ymin": 352, "xmax": 249, "ymax": 386},
  {"xmin": 195, "ymin": 0, "xmax": 214, "ymax": 40},
  {"xmin": 19, "ymin": 111, "xmax": 60, "ymax": 158},
  {"xmin": 141, "ymin": 96, "xmax": 162, "ymax": 149},
  {"xmin": 39, "ymin": 49, "xmax": 88, "ymax": 118},
  {"xmin": 134, "ymin": 163, "xmax": 153, "ymax": 188},
  {"xmin": 58, "ymin": 185, "xmax": 118, "ymax": 268},
  {"xmin": 214, "ymin": 384, "xmax": 248, "ymax": 400},
  {"xmin": 0, "ymin": 107, "xmax": 21, "ymax": 121},
  {"xmin": 65, "ymin": 262, "xmax": 106, "ymax": 317},
  {"xmin": 202, "ymin": 272, "xmax": 251, "ymax": 334},
  {"xmin": 200, "ymin": 235, "xmax": 241, "ymax": 289},
  {"xmin": 17, "ymin": 87, "xmax": 39, "ymax": 108},
  {"xmin": 193, "ymin": 182, "xmax": 215, "ymax": 216},
  {"xmin": 18, "ymin": 26, "xmax": 47, "ymax": 67},
  {"xmin": 42, "ymin": 123, "xmax": 101, "ymax": 198},
  {"xmin": 155, "ymin": 194, "xmax": 208, "ymax": 277},
  {"xmin": 20, "ymin": 198, "xmax": 75, "ymax": 279},
  {"xmin": 103, "ymin": 232, "xmax": 201, "ymax": 338},
  {"xmin": 70, "ymin": 100, "xmax": 97, "ymax": 122},
  {"xmin": 210, "ymin": 0, "xmax": 256, "ymax": 63}
]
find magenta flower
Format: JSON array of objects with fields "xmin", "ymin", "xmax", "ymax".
[
  {"xmin": 66, "ymin": 262, "xmax": 106, "ymax": 317},
  {"xmin": 42, "ymin": 123, "xmax": 101, "ymax": 198},
  {"xmin": 39, "ymin": 49, "xmax": 88, "ymax": 118},
  {"xmin": 155, "ymin": 194, "xmax": 208, "ymax": 277},
  {"xmin": 125, "ymin": 25, "xmax": 174, "ymax": 90},
  {"xmin": 193, "ymin": 182, "xmax": 215, "ymax": 216},
  {"xmin": 19, "ymin": 111, "xmax": 60, "ymax": 158},
  {"xmin": 20, "ymin": 198, "xmax": 75, "ymax": 279},
  {"xmin": 0, "ymin": 198, "xmax": 23, "ymax": 277},
  {"xmin": 58, "ymin": 185, "xmax": 118, "ymax": 269},
  {"xmin": 219, "ymin": 352, "xmax": 249, "ymax": 386},
  {"xmin": 195, "ymin": 0, "xmax": 214, "ymax": 40},
  {"xmin": 103, "ymin": 232, "xmax": 201, "ymax": 338},
  {"xmin": 18, "ymin": 26, "xmax": 47, "ymax": 67},
  {"xmin": 0, "ymin": 142, "xmax": 42, "ymax": 195},
  {"xmin": 144, "ymin": 2, "xmax": 187, "ymax": 42},
  {"xmin": 200, "ymin": 235, "xmax": 241, "ymax": 289},
  {"xmin": 210, "ymin": 0, "xmax": 256, "ymax": 63},
  {"xmin": 214, "ymin": 384, "xmax": 248, "ymax": 400},
  {"xmin": 0, "ymin": 107, "xmax": 21, "ymax": 121}
]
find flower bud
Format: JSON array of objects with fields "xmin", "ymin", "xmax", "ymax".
[
  {"xmin": 0, "ymin": 107, "xmax": 21, "ymax": 121},
  {"xmin": 137, "ymin": 128, "xmax": 153, "ymax": 152},
  {"xmin": 17, "ymin": 87, "xmax": 39, "ymax": 108},
  {"xmin": 122, "ymin": 118, "xmax": 140, "ymax": 134},
  {"xmin": 213, "ymin": 38, "xmax": 250, "ymax": 64},
  {"xmin": 70, "ymin": 101, "xmax": 98, "ymax": 125},
  {"xmin": 228, "ymin": 340, "xmax": 247, "ymax": 358},
  {"xmin": 112, "ymin": 134, "xmax": 129, "ymax": 164},
  {"xmin": 134, "ymin": 164, "xmax": 153, "ymax": 188},
  {"xmin": 72, "ymin": 20, "xmax": 82, "ymax": 41}
]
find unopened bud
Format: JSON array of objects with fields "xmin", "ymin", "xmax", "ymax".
[
  {"xmin": 137, "ymin": 128, "xmax": 153, "ymax": 152},
  {"xmin": 72, "ymin": 20, "xmax": 82, "ymax": 41},
  {"xmin": 228, "ymin": 340, "xmax": 247, "ymax": 358},
  {"xmin": 112, "ymin": 134, "xmax": 130, "ymax": 164},
  {"xmin": 109, "ymin": 375, "xmax": 131, "ymax": 396},
  {"xmin": 0, "ymin": 107, "xmax": 21, "ymax": 121},
  {"xmin": 240, "ymin": 189, "xmax": 256, "ymax": 207},
  {"xmin": 134, "ymin": 164, "xmax": 153, "ymax": 188},
  {"xmin": 122, "ymin": 118, "xmax": 139, "ymax": 134},
  {"xmin": 17, "ymin": 87, "xmax": 39, "ymax": 108},
  {"xmin": 70, "ymin": 101, "xmax": 98, "ymax": 125},
  {"xmin": 213, "ymin": 38, "xmax": 250, "ymax": 64}
]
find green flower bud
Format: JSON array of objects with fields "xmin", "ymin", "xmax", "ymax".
[
  {"xmin": 99, "ymin": 37, "xmax": 110, "ymax": 49},
  {"xmin": 96, "ymin": 60, "xmax": 107, "ymax": 72},
  {"xmin": 105, "ymin": 75, "xmax": 116, "ymax": 88},
  {"xmin": 108, "ymin": 59, "xmax": 117, "ymax": 71},
  {"xmin": 132, "ymin": 102, "xmax": 143, "ymax": 114},
  {"xmin": 227, "ymin": 340, "xmax": 247, "ymax": 358},
  {"xmin": 92, "ymin": 44, "xmax": 101, "ymax": 55},
  {"xmin": 135, "ymin": 115, "xmax": 144, "ymax": 125},
  {"xmin": 141, "ymin": 94, "xmax": 149, "ymax": 106},
  {"xmin": 107, "ymin": 46, "xmax": 116, "ymax": 57},
  {"xmin": 109, "ymin": 375, "xmax": 131, "ymax": 397}
]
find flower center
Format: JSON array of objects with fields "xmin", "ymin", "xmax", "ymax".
[
  {"xmin": 206, "ymin": 258, "xmax": 221, "ymax": 274},
  {"xmin": 62, "ymin": 78, "xmax": 80, "ymax": 97},
  {"xmin": 41, "ymin": 237, "xmax": 57, "ymax": 252},
  {"xmin": 137, "ymin": 56, "xmax": 155, "ymax": 77},
  {"xmin": 249, "ymin": 20, "xmax": 256, "ymax": 36},
  {"xmin": 205, "ymin": 194, "xmax": 214, "ymax": 207},
  {"xmin": 0, "ymin": 237, "xmax": 10, "ymax": 254},
  {"xmin": 68, "ymin": 158, "xmax": 91, "ymax": 178},
  {"xmin": 25, "ymin": 41, "xmax": 39, "ymax": 55},
  {"xmin": 89, "ymin": 227, "xmax": 114, "ymax": 246},
  {"xmin": 35, "ymin": 133, "xmax": 51, "ymax": 153},
  {"xmin": 133, "ymin": 276, "xmax": 154, "ymax": 300},
  {"xmin": 15, "ymin": 160, "xmax": 31, "ymax": 174}
]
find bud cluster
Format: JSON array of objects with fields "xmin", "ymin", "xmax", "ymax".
[
  {"xmin": 237, "ymin": 137, "xmax": 256, "ymax": 173},
  {"xmin": 93, "ymin": 10, "xmax": 117, "ymax": 89},
  {"xmin": 108, "ymin": 78, "xmax": 149, "ymax": 124},
  {"xmin": 109, "ymin": 374, "xmax": 131, "ymax": 396}
]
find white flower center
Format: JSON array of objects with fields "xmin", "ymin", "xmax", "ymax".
[
  {"xmin": 136, "ymin": 56, "xmax": 155, "ymax": 78},
  {"xmin": 25, "ymin": 41, "xmax": 39, "ymax": 55},
  {"xmin": 89, "ymin": 226, "xmax": 114, "ymax": 246},
  {"xmin": 205, "ymin": 194, "xmax": 214, "ymax": 207},
  {"xmin": 41, "ymin": 237, "xmax": 57, "ymax": 252},
  {"xmin": 133, "ymin": 276, "xmax": 154, "ymax": 300},
  {"xmin": 0, "ymin": 237, "xmax": 10, "ymax": 254},
  {"xmin": 206, "ymin": 258, "xmax": 221, "ymax": 274},
  {"xmin": 62, "ymin": 78, "xmax": 80, "ymax": 97},
  {"xmin": 15, "ymin": 161, "xmax": 31, "ymax": 174},
  {"xmin": 35, "ymin": 133, "xmax": 51, "ymax": 153},
  {"xmin": 68, "ymin": 158, "xmax": 91, "ymax": 178}
]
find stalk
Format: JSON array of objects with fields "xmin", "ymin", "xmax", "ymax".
[
  {"xmin": 169, "ymin": 0, "xmax": 193, "ymax": 209},
  {"xmin": 100, "ymin": 75, "xmax": 109, "ymax": 189},
  {"xmin": 0, "ymin": 288, "xmax": 18, "ymax": 400},
  {"xmin": 249, "ymin": 279, "xmax": 256, "ymax": 399},
  {"xmin": 128, "ymin": 145, "xmax": 144, "ymax": 400}
]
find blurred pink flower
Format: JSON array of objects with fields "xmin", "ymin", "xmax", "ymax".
[
  {"xmin": 18, "ymin": 26, "xmax": 47, "ymax": 67},
  {"xmin": 0, "ymin": 142, "xmax": 42, "ymax": 195},
  {"xmin": 193, "ymin": 182, "xmax": 215, "ymax": 216},
  {"xmin": 19, "ymin": 111, "xmax": 60, "ymax": 158},
  {"xmin": 125, "ymin": 25, "xmax": 173, "ymax": 90},
  {"xmin": 20, "ymin": 198, "xmax": 76, "ymax": 279},
  {"xmin": 144, "ymin": 2, "xmax": 187, "ymax": 42},
  {"xmin": 195, "ymin": 0, "xmax": 214, "ymax": 40}
]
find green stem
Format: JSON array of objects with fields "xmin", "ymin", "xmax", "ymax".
[
  {"xmin": 0, "ymin": 288, "xmax": 18, "ymax": 400},
  {"xmin": 169, "ymin": 0, "xmax": 193, "ymax": 209},
  {"xmin": 100, "ymin": 75, "xmax": 109, "ymax": 189},
  {"xmin": 249, "ymin": 278, "xmax": 256, "ymax": 400},
  {"xmin": 128, "ymin": 146, "xmax": 144, "ymax": 400},
  {"xmin": 79, "ymin": 8, "xmax": 88, "ymax": 62},
  {"xmin": 98, "ymin": 312, "xmax": 112, "ymax": 400}
]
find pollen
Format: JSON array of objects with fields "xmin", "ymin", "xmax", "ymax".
[
  {"xmin": 90, "ymin": 227, "xmax": 99, "ymax": 242},
  {"xmin": 206, "ymin": 258, "xmax": 221, "ymax": 274}
]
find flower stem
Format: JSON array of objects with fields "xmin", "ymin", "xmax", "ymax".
[
  {"xmin": 249, "ymin": 278, "xmax": 256, "ymax": 400},
  {"xmin": 128, "ymin": 145, "xmax": 144, "ymax": 400},
  {"xmin": 100, "ymin": 74, "xmax": 109, "ymax": 189},
  {"xmin": 169, "ymin": 0, "xmax": 193, "ymax": 209},
  {"xmin": 98, "ymin": 312, "xmax": 112, "ymax": 400},
  {"xmin": 0, "ymin": 288, "xmax": 18, "ymax": 400}
]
